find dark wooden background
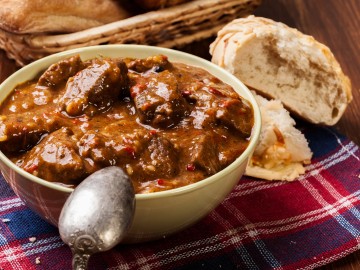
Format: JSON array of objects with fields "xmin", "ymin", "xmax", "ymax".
[{"xmin": 0, "ymin": 0, "xmax": 359, "ymax": 268}]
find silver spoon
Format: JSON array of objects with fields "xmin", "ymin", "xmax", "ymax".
[{"xmin": 59, "ymin": 166, "xmax": 135, "ymax": 270}]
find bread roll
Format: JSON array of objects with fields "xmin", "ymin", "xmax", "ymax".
[
  {"xmin": 0, "ymin": 0, "xmax": 131, "ymax": 34},
  {"xmin": 210, "ymin": 16, "xmax": 352, "ymax": 126},
  {"xmin": 245, "ymin": 92, "xmax": 313, "ymax": 181}
]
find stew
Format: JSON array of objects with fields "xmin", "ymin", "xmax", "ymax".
[{"xmin": 0, "ymin": 55, "xmax": 254, "ymax": 193}]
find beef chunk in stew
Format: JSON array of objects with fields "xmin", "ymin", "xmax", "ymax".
[
  {"xmin": 215, "ymin": 98, "xmax": 253, "ymax": 137},
  {"xmin": 37, "ymin": 55, "xmax": 84, "ymax": 89},
  {"xmin": 131, "ymin": 70, "xmax": 189, "ymax": 128},
  {"xmin": 19, "ymin": 128, "xmax": 85, "ymax": 184},
  {"xmin": 78, "ymin": 120, "xmax": 151, "ymax": 166},
  {"xmin": 184, "ymin": 87, "xmax": 253, "ymax": 136},
  {"xmin": 0, "ymin": 110, "xmax": 65, "ymax": 153},
  {"xmin": 59, "ymin": 59, "xmax": 128, "ymax": 116},
  {"xmin": 132, "ymin": 135, "xmax": 179, "ymax": 179},
  {"xmin": 186, "ymin": 132, "xmax": 221, "ymax": 175}
]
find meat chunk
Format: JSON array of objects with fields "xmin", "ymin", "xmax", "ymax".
[
  {"xmin": 215, "ymin": 98, "xmax": 253, "ymax": 137},
  {"xmin": 77, "ymin": 131, "xmax": 116, "ymax": 166},
  {"xmin": 0, "ymin": 110, "xmax": 65, "ymax": 153},
  {"xmin": 37, "ymin": 55, "xmax": 84, "ymax": 88},
  {"xmin": 131, "ymin": 70, "xmax": 189, "ymax": 128},
  {"xmin": 187, "ymin": 132, "xmax": 221, "ymax": 175},
  {"xmin": 19, "ymin": 128, "xmax": 85, "ymax": 184},
  {"xmin": 187, "ymin": 87, "xmax": 253, "ymax": 136},
  {"xmin": 78, "ymin": 120, "xmax": 151, "ymax": 165},
  {"xmin": 59, "ymin": 59, "xmax": 128, "ymax": 116},
  {"xmin": 185, "ymin": 89, "xmax": 218, "ymax": 129},
  {"xmin": 133, "ymin": 135, "xmax": 179, "ymax": 180},
  {"xmin": 126, "ymin": 55, "xmax": 171, "ymax": 73}
]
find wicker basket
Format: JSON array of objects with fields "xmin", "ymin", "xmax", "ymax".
[{"xmin": 0, "ymin": 0, "xmax": 261, "ymax": 66}]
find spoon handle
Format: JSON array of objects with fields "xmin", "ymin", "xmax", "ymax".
[
  {"xmin": 72, "ymin": 251, "xmax": 91, "ymax": 270},
  {"xmin": 69, "ymin": 233, "xmax": 98, "ymax": 270}
]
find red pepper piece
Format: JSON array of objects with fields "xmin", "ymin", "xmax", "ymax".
[
  {"xmin": 157, "ymin": 179, "xmax": 165, "ymax": 186},
  {"xmin": 25, "ymin": 164, "xmax": 38, "ymax": 173},
  {"xmin": 186, "ymin": 163, "xmax": 196, "ymax": 171}
]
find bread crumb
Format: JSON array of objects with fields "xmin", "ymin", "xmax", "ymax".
[
  {"xmin": 29, "ymin": 237, "xmax": 37, "ymax": 243},
  {"xmin": 35, "ymin": 257, "xmax": 41, "ymax": 265},
  {"xmin": 1, "ymin": 218, "xmax": 10, "ymax": 223}
]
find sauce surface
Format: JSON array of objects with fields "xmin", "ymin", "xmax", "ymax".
[{"xmin": 0, "ymin": 55, "xmax": 254, "ymax": 193}]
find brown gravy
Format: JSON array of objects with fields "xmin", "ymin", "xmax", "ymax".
[{"xmin": 0, "ymin": 54, "xmax": 253, "ymax": 193}]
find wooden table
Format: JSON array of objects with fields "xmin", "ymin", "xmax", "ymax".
[{"xmin": 0, "ymin": 0, "xmax": 359, "ymax": 268}]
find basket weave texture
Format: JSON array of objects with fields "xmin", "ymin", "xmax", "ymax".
[{"xmin": 0, "ymin": 0, "xmax": 261, "ymax": 66}]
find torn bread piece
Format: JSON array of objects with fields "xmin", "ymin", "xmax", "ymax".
[
  {"xmin": 245, "ymin": 92, "xmax": 313, "ymax": 181},
  {"xmin": 210, "ymin": 16, "xmax": 352, "ymax": 126}
]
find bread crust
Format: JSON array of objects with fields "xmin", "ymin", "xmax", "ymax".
[
  {"xmin": 0, "ymin": 0, "xmax": 131, "ymax": 34},
  {"xmin": 210, "ymin": 16, "xmax": 352, "ymax": 126}
]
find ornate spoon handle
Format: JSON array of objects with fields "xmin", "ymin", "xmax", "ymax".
[
  {"xmin": 70, "ymin": 234, "xmax": 98, "ymax": 270},
  {"xmin": 72, "ymin": 252, "xmax": 91, "ymax": 270}
]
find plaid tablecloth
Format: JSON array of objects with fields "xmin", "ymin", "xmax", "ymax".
[{"xmin": 0, "ymin": 123, "xmax": 360, "ymax": 270}]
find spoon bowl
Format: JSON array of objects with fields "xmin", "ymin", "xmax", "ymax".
[{"xmin": 59, "ymin": 166, "xmax": 135, "ymax": 270}]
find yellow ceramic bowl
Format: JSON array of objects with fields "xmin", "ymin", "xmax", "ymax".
[{"xmin": 0, "ymin": 45, "xmax": 261, "ymax": 243}]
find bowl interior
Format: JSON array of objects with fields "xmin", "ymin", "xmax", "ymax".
[{"xmin": 0, "ymin": 44, "xmax": 261, "ymax": 200}]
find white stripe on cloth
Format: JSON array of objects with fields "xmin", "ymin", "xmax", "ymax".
[
  {"xmin": 210, "ymin": 207, "xmax": 258, "ymax": 269},
  {"xmin": 0, "ymin": 197, "xmax": 24, "ymax": 213},
  {"xmin": 314, "ymin": 171, "xmax": 360, "ymax": 222},
  {"xmin": 222, "ymin": 200, "xmax": 283, "ymax": 269},
  {"xmin": 300, "ymin": 179, "xmax": 360, "ymax": 240},
  {"xmin": 324, "ymin": 128, "xmax": 360, "ymax": 162},
  {"xmin": 0, "ymin": 236, "xmax": 64, "ymax": 264},
  {"xmin": 305, "ymin": 141, "xmax": 358, "ymax": 172}
]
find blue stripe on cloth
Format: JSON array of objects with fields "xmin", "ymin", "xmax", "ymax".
[
  {"xmin": 253, "ymin": 239, "xmax": 282, "ymax": 269},
  {"xmin": 334, "ymin": 214, "xmax": 360, "ymax": 237},
  {"xmin": 0, "ymin": 232, "xmax": 8, "ymax": 245},
  {"xmin": 2, "ymin": 209, "xmax": 56, "ymax": 239},
  {"xmin": 236, "ymin": 244, "xmax": 260, "ymax": 269},
  {"xmin": 350, "ymin": 204, "xmax": 360, "ymax": 220}
]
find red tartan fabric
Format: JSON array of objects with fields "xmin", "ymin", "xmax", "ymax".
[{"xmin": 0, "ymin": 124, "xmax": 360, "ymax": 270}]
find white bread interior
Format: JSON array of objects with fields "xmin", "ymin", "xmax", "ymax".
[
  {"xmin": 210, "ymin": 16, "xmax": 352, "ymax": 126},
  {"xmin": 245, "ymin": 92, "xmax": 313, "ymax": 181}
]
